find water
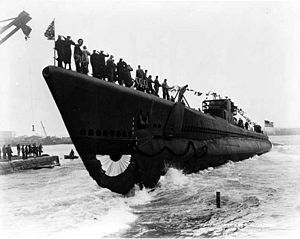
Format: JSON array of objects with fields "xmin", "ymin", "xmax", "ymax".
[{"xmin": 1, "ymin": 135, "xmax": 300, "ymax": 238}]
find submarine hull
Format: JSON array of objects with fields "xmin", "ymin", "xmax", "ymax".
[{"xmin": 43, "ymin": 66, "xmax": 272, "ymax": 194}]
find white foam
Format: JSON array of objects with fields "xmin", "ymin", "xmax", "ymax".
[
  {"xmin": 160, "ymin": 168, "xmax": 189, "ymax": 187},
  {"xmin": 54, "ymin": 204, "xmax": 137, "ymax": 239},
  {"xmin": 125, "ymin": 186, "xmax": 153, "ymax": 206}
]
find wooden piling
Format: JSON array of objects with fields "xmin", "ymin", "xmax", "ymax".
[{"xmin": 216, "ymin": 191, "xmax": 221, "ymax": 208}]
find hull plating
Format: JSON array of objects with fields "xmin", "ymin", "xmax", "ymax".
[{"xmin": 43, "ymin": 66, "xmax": 272, "ymax": 194}]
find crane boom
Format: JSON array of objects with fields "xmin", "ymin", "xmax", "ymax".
[{"xmin": 40, "ymin": 121, "xmax": 48, "ymax": 137}]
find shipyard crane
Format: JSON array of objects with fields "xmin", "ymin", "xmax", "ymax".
[
  {"xmin": 0, "ymin": 10, "xmax": 32, "ymax": 45},
  {"xmin": 40, "ymin": 121, "xmax": 48, "ymax": 137}
]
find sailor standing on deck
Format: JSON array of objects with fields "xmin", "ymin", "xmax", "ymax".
[
  {"xmin": 162, "ymin": 79, "xmax": 173, "ymax": 100},
  {"xmin": 106, "ymin": 55, "xmax": 116, "ymax": 82},
  {"xmin": 81, "ymin": 46, "xmax": 91, "ymax": 74},
  {"xmin": 135, "ymin": 65, "xmax": 145, "ymax": 91},
  {"xmin": 178, "ymin": 84, "xmax": 188, "ymax": 103},
  {"xmin": 99, "ymin": 51, "xmax": 109, "ymax": 80},
  {"xmin": 62, "ymin": 36, "xmax": 75, "ymax": 70},
  {"xmin": 90, "ymin": 50, "xmax": 99, "ymax": 78},
  {"xmin": 124, "ymin": 65, "xmax": 134, "ymax": 87},
  {"xmin": 146, "ymin": 75, "xmax": 154, "ymax": 94},
  {"xmin": 55, "ymin": 35, "xmax": 64, "ymax": 67},
  {"xmin": 116, "ymin": 58, "xmax": 127, "ymax": 86},
  {"xmin": 74, "ymin": 38, "xmax": 83, "ymax": 73},
  {"xmin": 153, "ymin": 76, "xmax": 161, "ymax": 96},
  {"xmin": 136, "ymin": 65, "xmax": 145, "ymax": 78}
]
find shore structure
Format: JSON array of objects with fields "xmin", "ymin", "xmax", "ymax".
[{"xmin": 0, "ymin": 156, "xmax": 60, "ymax": 175}]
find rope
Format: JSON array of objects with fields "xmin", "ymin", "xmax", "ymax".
[{"xmin": 134, "ymin": 140, "xmax": 208, "ymax": 158}]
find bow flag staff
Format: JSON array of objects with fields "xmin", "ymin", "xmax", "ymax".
[{"xmin": 44, "ymin": 19, "xmax": 55, "ymax": 66}]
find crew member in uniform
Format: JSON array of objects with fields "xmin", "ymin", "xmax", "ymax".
[
  {"xmin": 81, "ymin": 46, "xmax": 91, "ymax": 74},
  {"xmin": 136, "ymin": 65, "xmax": 145, "ymax": 78},
  {"xmin": 74, "ymin": 38, "xmax": 83, "ymax": 73},
  {"xmin": 99, "ymin": 51, "xmax": 109, "ymax": 80},
  {"xmin": 62, "ymin": 36, "xmax": 75, "ymax": 70},
  {"xmin": 55, "ymin": 35, "xmax": 64, "ymax": 67},
  {"xmin": 146, "ymin": 75, "xmax": 154, "ymax": 94},
  {"xmin": 106, "ymin": 55, "xmax": 116, "ymax": 82},
  {"xmin": 178, "ymin": 84, "xmax": 188, "ymax": 102},
  {"xmin": 135, "ymin": 65, "xmax": 146, "ymax": 91},
  {"xmin": 162, "ymin": 79, "xmax": 173, "ymax": 100},
  {"xmin": 153, "ymin": 76, "xmax": 161, "ymax": 96}
]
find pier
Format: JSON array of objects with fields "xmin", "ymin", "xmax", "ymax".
[{"xmin": 0, "ymin": 156, "xmax": 60, "ymax": 175}]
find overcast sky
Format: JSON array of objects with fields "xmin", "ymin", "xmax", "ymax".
[{"xmin": 1, "ymin": 0, "xmax": 300, "ymax": 136}]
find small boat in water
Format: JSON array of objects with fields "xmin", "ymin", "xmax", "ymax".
[
  {"xmin": 43, "ymin": 66, "xmax": 272, "ymax": 194},
  {"xmin": 64, "ymin": 155, "xmax": 79, "ymax": 159}
]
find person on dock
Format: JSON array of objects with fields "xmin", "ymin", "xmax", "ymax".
[
  {"xmin": 153, "ymin": 76, "xmax": 161, "ymax": 96},
  {"xmin": 17, "ymin": 144, "xmax": 20, "ymax": 156},
  {"xmin": 38, "ymin": 144, "xmax": 43, "ymax": 157},
  {"xmin": 62, "ymin": 36, "xmax": 75, "ymax": 70},
  {"xmin": 21, "ymin": 145, "xmax": 26, "ymax": 160},
  {"xmin": 28, "ymin": 144, "xmax": 32, "ymax": 156},
  {"xmin": 6, "ymin": 145, "xmax": 12, "ymax": 161},
  {"xmin": 32, "ymin": 144, "xmax": 37, "ymax": 157},
  {"xmin": 162, "ymin": 79, "xmax": 173, "ymax": 100},
  {"xmin": 55, "ymin": 35, "xmax": 64, "ymax": 67},
  {"xmin": 0, "ymin": 146, "xmax": 1, "ymax": 159},
  {"xmin": 81, "ymin": 46, "xmax": 91, "ymax": 74},
  {"xmin": 25, "ymin": 145, "xmax": 29, "ymax": 159},
  {"xmin": 74, "ymin": 38, "xmax": 83, "ymax": 73},
  {"xmin": 2, "ymin": 145, "xmax": 6, "ymax": 160}
]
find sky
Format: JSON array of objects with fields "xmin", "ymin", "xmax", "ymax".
[{"xmin": 1, "ymin": 0, "xmax": 300, "ymax": 137}]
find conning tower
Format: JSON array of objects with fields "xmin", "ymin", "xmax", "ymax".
[{"xmin": 202, "ymin": 98, "xmax": 237, "ymax": 124}]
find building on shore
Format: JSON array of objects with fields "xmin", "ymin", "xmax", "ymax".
[
  {"xmin": 265, "ymin": 128, "xmax": 300, "ymax": 136},
  {"xmin": 264, "ymin": 120, "xmax": 300, "ymax": 136},
  {"xmin": 0, "ymin": 131, "xmax": 16, "ymax": 145}
]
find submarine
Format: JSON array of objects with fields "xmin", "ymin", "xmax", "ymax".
[{"xmin": 43, "ymin": 66, "xmax": 272, "ymax": 194}]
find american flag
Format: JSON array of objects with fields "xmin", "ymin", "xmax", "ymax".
[
  {"xmin": 44, "ymin": 20, "xmax": 55, "ymax": 40},
  {"xmin": 264, "ymin": 120, "xmax": 274, "ymax": 127}
]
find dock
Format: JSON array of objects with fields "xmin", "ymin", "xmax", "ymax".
[{"xmin": 0, "ymin": 156, "xmax": 60, "ymax": 175}]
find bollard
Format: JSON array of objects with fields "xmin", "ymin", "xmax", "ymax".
[{"xmin": 216, "ymin": 191, "xmax": 221, "ymax": 208}]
